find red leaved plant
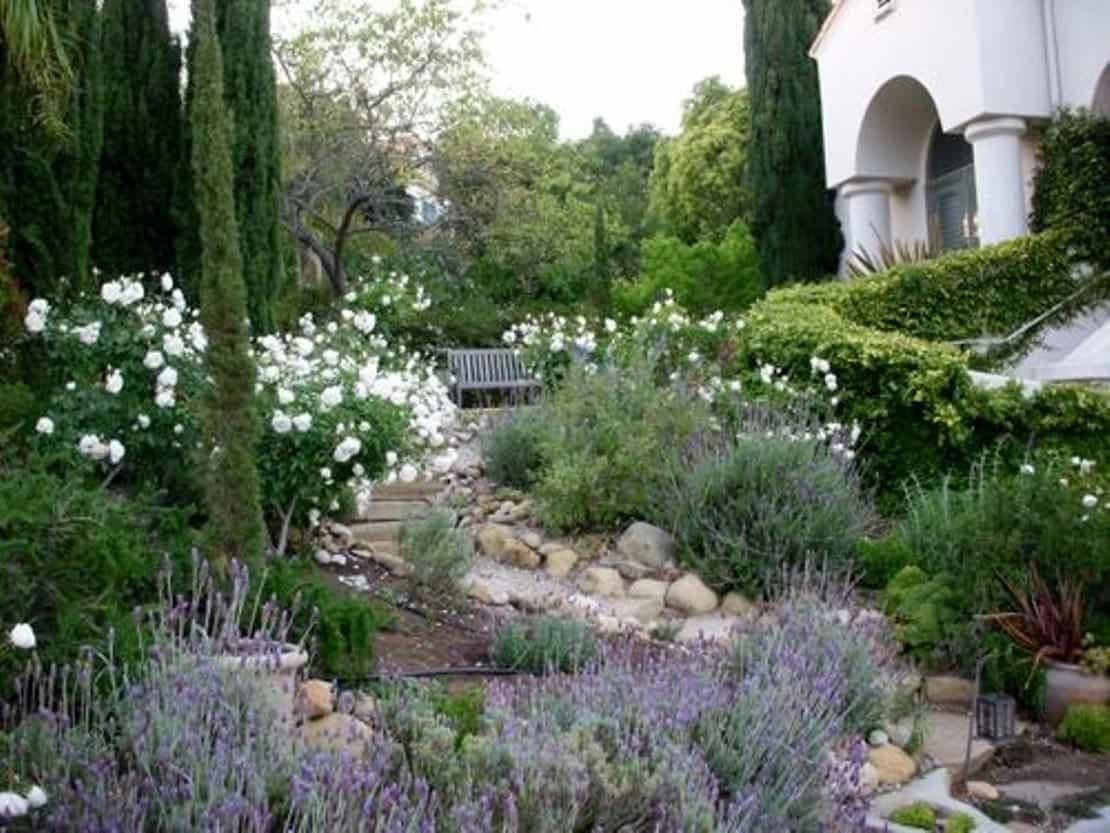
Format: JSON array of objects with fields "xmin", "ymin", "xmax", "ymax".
[{"xmin": 984, "ymin": 567, "xmax": 1087, "ymax": 669}]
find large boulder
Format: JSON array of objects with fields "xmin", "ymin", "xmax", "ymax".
[
  {"xmin": 544, "ymin": 548, "xmax": 580, "ymax": 578},
  {"xmin": 577, "ymin": 566, "xmax": 625, "ymax": 598},
  {"xmin": 616, "ymin": 522, "xmax": 676, "ymax": 569},
  {"xmin": 296, "ymin": 679, "xmax": 335, "ymax": 720},
  {"xmin": 301, "ymin": 713, "xmax": 374, "ymax": 756},
  {"xmin": 610, "ymin": 597, "xmax": 665, "ymax": 625},
  {"xmin": 666, "ymin": 573, "xmax": 719, "ymax": 614},
  {"xmin": 868, "ymin": 743, "xmax": 916, "ymax": 785},
  {"xmin": 720, "ymin": 592, "xmax": 756, "ymax": 619},
  {"xmin": 476, "ymin": 524, "xmax": 541, "ymax": 569},
  {"xmin": 628, "ymin": 578, "xmax": 669, "ymax": 603}
]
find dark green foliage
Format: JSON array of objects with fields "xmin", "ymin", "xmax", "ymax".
[
  {"xmin": 656, "ymin": 434, "xmax": 875, "ymax": 597},
  {"xmin": 491, "ymin": 616, "xmax": 598, "ymax": 674},
  {"xmin": 0, "ymin": 450, "xmax": 193, "ymax": 690},
  {"xmin": 613, "ymin": 222, "xmax": 764, "ymax": 317},
  {"xmin": 769, "ymin": 232, "xmax": 1099, "ymax": 346},
  {"xmin": 881, "ymin": 566, "xmax": 963, "ymax": 664},
  {"xmin": 481, "ymin": 410, "xmax": 550, "ymax": 490},
  {"xmin": 0, "ymin": 0, "xmax": 103, "ymax": 297},
  {"xmin": 591, "ymin": 202, "xmax": 610, "ymax": 312},
  {"xmin": 93, "ymin": 0, "xmax": 181, "ymax": 276},
  {"xmin": 742, "ymin": 0, "xmax": 842, "ymax": 285},
  {"xmin": 1031, "ymin": 109, "xmax": 1110, "ymax": 268},
  {"xmin": 258, "ymin": 559, "xmax": 390, "ymax": 678},
  {"xmin": 215, "ymin": 0, "xmax": 284, "ymax": 332},
  {"xmin": 190, "ymin": 0, "xmax": 267, "ymax": 571},
  {"xmin": 535, "ymin": 364, "xmax": 707, "ymax": 531},
  {"xmin": 398, "ymin": 510, "xmax": 474, "ymax": 592},
  {"xmin": 856, "ymin": 535, "xmax": 914, "ymax": 589},
  {"xmin": 1057, "ymin": 704, "xmax": 1110, "ymax": 754},
  {"xmin": 889, "ymin": 803, "xmax": 936, "ymax": 830}
]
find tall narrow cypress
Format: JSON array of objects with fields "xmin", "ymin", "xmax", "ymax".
[
  {"xmin": 742, "ymin": 0, "xmax": 842, "ymax": 285},
  {"xmin": 191, "ymin": 0, "xmax": 267, "ymax": 571},
  {"xmin": 93, "ymin": 0, "xmax": 181, "ymax": 276},
  {"xmin": 216, "ymin": 0, "xmax": 284, "ymax": 332}
]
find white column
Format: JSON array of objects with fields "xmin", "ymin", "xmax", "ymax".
[
  {"xmin": 841, "ymin": 179, "xmax": 893, "ymax": 258},
  {"xmin": 964, "ymin": 116, "xmax": 1027, "ymax": 245}
]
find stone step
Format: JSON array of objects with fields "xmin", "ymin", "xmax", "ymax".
[
  {"xmin": 351, "ymin": 521, "xmax": 404, "ymax": 543},
  {"xmin": 373, "ymin": 481, "xmax": 444, "ymax": 500},
  {"xmin": 360, "ymin": 500, "xmax": 433, "ymax": 522}
]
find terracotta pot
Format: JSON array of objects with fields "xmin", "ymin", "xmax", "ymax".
[{"xmin": 1044, "ymin": 660, "xmax": 1110, "ymax": 726}]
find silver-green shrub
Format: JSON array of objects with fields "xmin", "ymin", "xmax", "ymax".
[{"xmin": 398, "ymin": 509, "xmax": 474, "ymax": 591}]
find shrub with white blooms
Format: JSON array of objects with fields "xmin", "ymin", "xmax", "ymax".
[{"xmin": 22, "ymin": 271, "xmax": 457, "ymax": 537}]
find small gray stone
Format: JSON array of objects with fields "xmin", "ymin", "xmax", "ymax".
[
  {"xmin": 544, "ymin": 549, "xmax": 580, "ymax": 578},
  {"xmin": 616, "ymin": 522, "xmax": 676, "ymax": 569},
  {"xmin": 666, "ymin": 573, "xmax": 718, "ymax": 614},
  {"xmin": 577, "ymin": 566, "xmax": 625, "ymax": 598},
  {"xmin": 867, "ymin": 729, "xmax": 890, "ymax": 747}
]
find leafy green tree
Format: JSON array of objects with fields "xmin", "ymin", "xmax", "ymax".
[
  {"xmin": 743, "ymin": 0, "xmax": 842, "ymax": 285},
  {"xmin": 190, "ymin": 0, "xmax": 267, "ymax": 571},
  {"xmin": 613, "ymin": 221, "xmax": 764, "ymax": 316},
  {"xmin": 648, "ymin": 77, "xmax": 751, "ymax": 244},
  {"xmin": 93, "ymin": 0, "xmax": 181, "ymax": 277},
  {"xmin": 592, "ymin": 202, "xmax": 611, "ymax": 312},
  {"xmin": 0, "ymin": 0, "xmax": 103, "ymax": 297}
]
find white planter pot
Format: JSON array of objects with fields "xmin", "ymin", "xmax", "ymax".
[
  {"xmin": 1044, "ymin": 661, "xmax": 1110, "ymax": 726},
  {"xmin": 213, "ymin": 643, "xmax": 309, "ymax": 728}
]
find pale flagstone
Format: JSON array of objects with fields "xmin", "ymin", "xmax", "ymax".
[
  {"xmin": 869, "ymin": 768, "xmax": 1009, "ymax": 833},
  {"xmin": 1066, "ymin": 807, "xmax": 1110, "ymax": 833},
  {"xmin": 999, "ymin": 780, "xmax": 1096, "ymax": 809},
  {"xmin": 920, "ymin": 710, "xmax": 996, "ymax": 775}
]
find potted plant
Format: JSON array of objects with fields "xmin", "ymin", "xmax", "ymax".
[{"xmin": 986, "ymin": 569, "xmax": 1110, "ymax": 725}]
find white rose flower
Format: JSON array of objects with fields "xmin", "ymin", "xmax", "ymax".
[
  {"xmin": 105, "ymin": 368, "xmax": 124, "ymax": 395},
  {"xmin": 163, "ymin": 333, "xmax": 185, "ymax": 357},
  {"xmin": 161, "ymin": 274, "xmax": 174, "ymax": 292},
  {"xmin": 353, "ymin": 311, "xmax": 377, "ymax": 334},
  {"xmin": 108, "ymin": 439, "xmax": 126, "ymax": 465},
  {"xmin": 271, "ymin": 412, "xmax": 293, "ymax": 434},
  {"xmin": 824, "ymin": 373, "xmax": 838, "ymax": 392},
  {"xmin": 1082, "ymin": 494, "xmax": 1098, "ymax": 508},
  {"xmin": 75, "ymin": 321, "xmax": 101, "ymax": 345},
  {"xmin": 78, "ymin": 434, "xmax": 101, "ymax": 458},
  {"xmin": 1020, "ymin": 463, "xmax": 1035, "ymax": 475},
  {"xmin": 323, "ymin": 349, "xmax": 339, "ymax": 366},
  {"xmin": 277, "ymin": 387, "xmax": 295, "ymax": 405},
  {"xmin": 0, "ymin": 791, "xmax": 29, "ymax": 818},
  {"xmin": 292, "ymin": 412, "xmax": 312, "ymax": 432},
  {"xmin": 352, "ymin": 463, "xmax": 365, "ymax": 477},
  {"xmin": 8, "ymin": 623, "xmax": 36, "ymax": 650},
  {"xmin": 137, "ymin": 414, "xmax": 151, "ymax": 429},
  {"xmin": 399, "ymin": 463, "xmax": 418, "ymax": 483},
  {"xmin": 100, "ymin": 281, "xmax": 122, "ymax": 304},
  {"xmin": 144, "ymin": 350, "xmax": 165, "ymax": 369},
  {"xmin": 154, "ymin": 389, "xmax": 175, "ymax": 409},
  {"xmin": 157, "ymin": 367, "xmax": 178, "ymax": 389},
  {"xmin": 162, "ymin": 308, "xmax": 183, "ymax": 328},
  {"xmin": 173, "ymin": 424, "xmax": 183, "ymax": 435},
  {"xmin": 386, "ymin": 451, "xmax": 398, "ymax": 467},
  {"xmin": 320, "ymin": 385, "xmax": 343, "ymax": 411},
  {"xmin": 320, "ymin": 466, "xmax": 333, "ymax": 481},
  {"xmin": 24, "ymin": 786, "xmax": 47, "ymax": 809},
  {"xmin": 24, "ymin": 305, "xmax": 48, "ymax": 333},
  {"xmin": 35, "ymin": 416, "xmax": 54, "ymax": 435},
  {"xmin": 333, "ymin": 436, "xmax": 361, "ymax": 463}
]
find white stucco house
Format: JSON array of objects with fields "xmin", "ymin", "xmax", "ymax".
[{"xmin": 811, "ymin": 0, "xmax": 1110, "ymax": 382}]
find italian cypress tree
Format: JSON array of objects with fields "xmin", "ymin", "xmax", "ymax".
[
  {"xmin": 742, "ymin": 0, "xmax": 842, "ymax": 285},
  {"xmin": 216, "ymin": 0, "xmax": 284, "ymax": 332},
  {"xmin": 190, "ymin": 0, "xmax": 267, "ymax": 571},
  {"xmin": 93, "ymin": 0, "xmax": 181, "ymax": 277},
  {"xmin": 0, "ymin": 0, "xmax": 103, "ymax": 297}
]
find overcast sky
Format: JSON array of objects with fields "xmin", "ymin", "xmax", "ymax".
[{"xmin": 167, "ymin": 0, "xmax": 746, "ymax": 139}]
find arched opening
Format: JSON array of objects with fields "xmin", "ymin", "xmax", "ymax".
[
  {"xmin": 1094, "ymin": 63, "xmax": 1110, "ymax": 116},
  {"xmin": 925, "ymin": 124, "xmax": 978, "ymax": 251}
]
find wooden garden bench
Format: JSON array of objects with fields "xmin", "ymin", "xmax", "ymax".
[{"xmin": 446, "ymin": 348, "xmax": 541, "ymax": 405}]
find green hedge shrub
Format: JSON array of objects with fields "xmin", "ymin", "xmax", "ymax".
[
  {"xmin": 1032, "ymin": 109, "xmax": 1110, "ymax": 268},
  {"xmin": 482, "ymin": 409, "xmax": 550, "ymax": 490},
  {"xmin": 768, "ymin": 232, "xmax": 1079, "ymax": 342},
  {"xmin": 1056, "ymin": 704, "xmax": 1110, "ymax": 753},
  {"xmin": 882, "ymin": 566, "xmax": 963, "ymax": 665},
  {"xmin": 741, "ymin": 296, "xmax": 1110, "ymax": 501}
]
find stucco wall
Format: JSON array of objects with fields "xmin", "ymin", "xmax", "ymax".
[{"xmin": 1054, "ymin": 1, "xmax": 1110, "ymax": 109}]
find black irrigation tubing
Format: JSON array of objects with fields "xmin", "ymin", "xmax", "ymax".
[{"xmin": 333, "ymin": 667, "xmax": 529, "ymax": 686}]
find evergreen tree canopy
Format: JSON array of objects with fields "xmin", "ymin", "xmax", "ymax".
[
  {"xmin": 93, "ymin": 0, "xmax": 181, "ymax": 277},
  {"xmin": 190, "ymin": 0, "xmax": 267, "ymax": 571},
  {"xmin": 742, "ymin": 0, "xmax": 842, "ymax": 285}
]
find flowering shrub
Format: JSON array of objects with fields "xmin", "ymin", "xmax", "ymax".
[{"xmin": 21, "ymin": 271, "xmax": 457, "ymax": 536}]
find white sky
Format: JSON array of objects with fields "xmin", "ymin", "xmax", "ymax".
[{"xmin": 167, "ymin": 0, "xmax": 746, "ymax": 139}]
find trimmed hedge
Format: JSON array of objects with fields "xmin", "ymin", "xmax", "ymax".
[
  {"xmin": 742, "ymin": 239, "xmax": 1110, "ymax": 497},
  {"xmin": 768, "ymin": 232, "xmax": 1079, "ymax": 342}
]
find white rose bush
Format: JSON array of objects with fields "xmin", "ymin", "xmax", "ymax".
[{"xmin": 22, "ymin": 271, "xmax": 456, "ymax": 545}]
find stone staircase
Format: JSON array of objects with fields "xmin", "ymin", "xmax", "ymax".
[{"xmin": 348, "ymin": 480, "xmax": 444, "ymax": 560}]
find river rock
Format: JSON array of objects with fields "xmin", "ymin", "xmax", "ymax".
[
  {"xmin": 720, "ymin": 592, "xmax": 756, "ymax": 618},
  {"xmin": 297, "ymin": 679, "xmax": 335, "ymax": 720},
  {"xmin": 666, "ymin": 573, "xmax": 719, "ymax": 614},
  {"xmin": 628, "ymin": 578, "xmax": 669, "ymax": 603},
  {"xmin": 301, "ymin": 713, "xmax": 374, "ymax": 756},
  {"xmin": 476, "ymin": 524, "xmax": 541, "ymax": 568},
  {"xmin": 544, "ymin": 548, "xmax": 580, "ymax": 578},
  {"xmin": 616, "ymin": 522, "xmax": 676, "ymax": 569},
  {"xmin": 577, "ymin": 566, "xmax": 625, "ymax": 598},
  {"xmin": 868, "ymin": 744, "xmax": 916, "ymax": 785}
]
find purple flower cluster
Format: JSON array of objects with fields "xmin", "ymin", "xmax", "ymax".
[{"xmin": 3, "ymin": 563, "xmax": 881, "ymax": 832}]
